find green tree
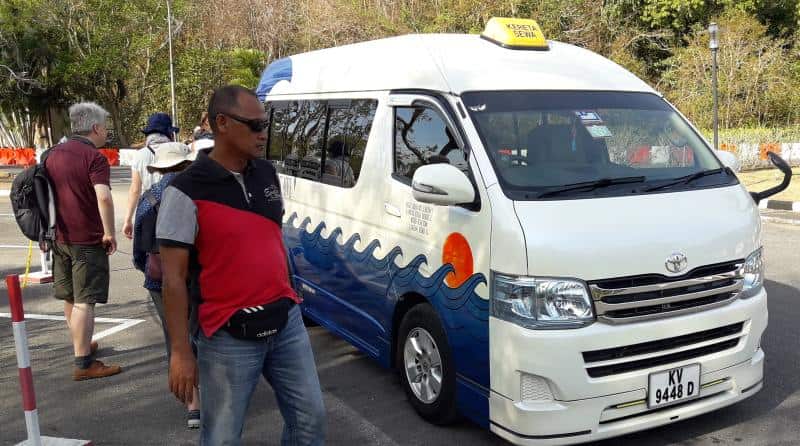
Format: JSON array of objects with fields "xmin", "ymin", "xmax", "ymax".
[
  {"xmin": 227, "ymin": 48, "xmax": 268, "ymax": 88},
  {"xmin": 165, "ymin": 47, "xmax": 265, "ymax": 137},
  {"xmin": 0, "ymin": 0, "xmax": 189, "ymax": 146},
  {"xmin": 640, "ymin": 0, "xmax": 715, "ymax": 31},
  {"xmin": 0, "ymin": 0, "xmax": 68, "ymax": 145},
  {"xmin": 5, "ymin": 0, "xmax": 800, "ymax": 149},
  {"xmin": 722, "ymin": 0, "xmax": 798, "ymax": 38},
  {"xmin": 661, "ymin": 9, "xmax": 800, "ymax": 129}
]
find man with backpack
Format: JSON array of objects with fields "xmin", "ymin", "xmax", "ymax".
[{"xmin": 44, "ymin": 102, "xmax": 121, "ymax": 380}]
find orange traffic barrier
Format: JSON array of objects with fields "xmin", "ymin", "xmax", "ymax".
[
  {"xmin": 0, "ymin": 148, "xmax": 13, "ymax": 165},
  {"xmin": 628, "ymin": 146, "xmax": 651, "ymax": 165},
  {"xmin": 0, "ymin": 147, "xmax": 36, "ymax": 166},
  {"xmin": 759, "ymin": 142, "xmax": 780, "ymax": 161},
  {"xmin": 0, "ymin": 147, "xmax": 120, "ymax": 166},
  {"xmin": 720, "ymin": 143, "xmax": 738, "ymax": 154},
  {"xmin": 16, "ymin": 148, "xmax": 36, "ymax": 166},
  {"xmin": 99, "ymin": 148, "xmax": 120, "ymax": 166}
]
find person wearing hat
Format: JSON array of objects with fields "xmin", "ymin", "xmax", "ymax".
[
  {"xmin": 123, "ymin": 112, "xmax": 179, "ymax": 240},
  {"xmin": 131, "ymin": 141, "xmax": 201, "ymax": 428},
  {"xmin": 190, "ymin": 135, "xmax": 214, "ymax": 159}
]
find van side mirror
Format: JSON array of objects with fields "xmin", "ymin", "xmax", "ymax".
[
  {"xmin": 715, "ymin": 150, "xmax": 740, "ymax": 172},
  {"xmin": 411, "ymin": 164, "xmax": 475, "ymax": 206},
  {"xmin": 750, "ymin": 152, "xmax": 793, "ymax": 204}
]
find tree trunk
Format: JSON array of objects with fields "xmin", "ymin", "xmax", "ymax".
[
  {"xmin": 48, "ymin": 106, "xmax": 69, "ymax": 143},
  {"xmin": 105, "ymin": 99, "xmax": 128, "ymax": 147}
]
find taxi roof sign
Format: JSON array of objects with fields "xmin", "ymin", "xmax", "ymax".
[{"xmin": 481, "ymin": 17, "xmax": 549, "ymax": 51}]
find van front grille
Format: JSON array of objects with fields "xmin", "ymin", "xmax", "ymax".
[
  {"xmin": 582, "ymin": 322, "xmax": 744, "ymax": 363},
  {"xmin": 589, "ymin": 261, "xmax": 743, "ymax": 324},
  {"xmin": 583, "ymin": 321, "xmax": 744, "ymax": 378},
  {"xmin": 586, "ymin": 339, "xmax": 740, "ymax": 378}
]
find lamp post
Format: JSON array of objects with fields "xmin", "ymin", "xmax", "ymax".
[
  {"xmin": 166, "ymin": 0, "xmax": 178, "ymax": 134},
  {"xmin": 709, "ymin": 22, "xmax": 719, "ymax": 152}
]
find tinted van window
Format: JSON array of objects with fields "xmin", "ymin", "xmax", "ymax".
[
  {"xmin": 267, "ymin": 99, "xmax": 377, "ymax": 188},
  {"xmin": 394, "ymin": 106, "xmax": 467, "ymax": 182},
  {"xmin": 462, "ymin": 91, "xmax": 734, "ymax": 200}
]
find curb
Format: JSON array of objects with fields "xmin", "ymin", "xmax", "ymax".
[
  {"xmin": 761, "ymin": 215, "xmax": 800, "ymax": 226},
  {"xmin": 758, "ymin": 199, "xmax": 800, "ymax": 213}
]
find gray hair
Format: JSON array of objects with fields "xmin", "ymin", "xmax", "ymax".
[{"xmin": 69, "ymin": 102, "xmax": 109, "ymax": 135}]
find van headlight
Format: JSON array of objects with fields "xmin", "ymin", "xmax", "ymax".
[
  {"xmin": 740, "ymin": 248, "xmax": 764, "ymax": 299},
  {"xmin": 491, "ymin": 273, "xmax": 595, "ymax": 329}
]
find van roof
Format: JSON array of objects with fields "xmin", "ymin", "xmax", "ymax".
[{"xmin": 257, "ymin": 34, "xmax": 657, "ymax": 98}]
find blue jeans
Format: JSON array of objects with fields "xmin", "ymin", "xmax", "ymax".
[{"xmin": 197, "ymin": 304, "xmax": 326, "ymax": 445}]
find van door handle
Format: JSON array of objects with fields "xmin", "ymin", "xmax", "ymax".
[{"xmin": 384, "ymin": 203, "xmax": 402, "ymax": 218}]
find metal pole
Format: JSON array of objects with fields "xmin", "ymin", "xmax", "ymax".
[
  {"xmin": 709, "ymin": 22, "xmax": 719, "ymax": 152},
  {"xmin": 7, "ymin": 274, "xmax": 43, "ymax": 446},
  {"xmin": 166, "ymin": 0, "xmax": 178, "ymax": 134},
  {"xmin": 712, "ymin": 48, "xmax": 719, "ymax": 151}
]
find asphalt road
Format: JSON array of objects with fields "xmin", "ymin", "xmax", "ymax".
[{"xmin": 0, "ymin": 175, "xmax": 798, "ymax": 446}]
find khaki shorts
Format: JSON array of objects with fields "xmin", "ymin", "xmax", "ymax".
[{"xmin": 53, "ymin": 242, "xmax": 110, "ymax": 304}]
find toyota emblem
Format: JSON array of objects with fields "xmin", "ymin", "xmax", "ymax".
[{"xmin": 665, "ymin": 252, "xmax": 688, "ymax": 273}]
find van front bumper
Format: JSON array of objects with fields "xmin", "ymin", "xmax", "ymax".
[{"xmin": 488, "ymin": 287, "xmax": 767, "ymax": 445}]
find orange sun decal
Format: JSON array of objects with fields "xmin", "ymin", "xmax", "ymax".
[{"xmin": 442, "ymin": 232, "xmax": 474, "ymax": 288}]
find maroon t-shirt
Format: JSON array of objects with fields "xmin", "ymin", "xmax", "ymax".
[{"xmin": 44, "ymin": 136, "xmax": 110, "ymax": 245}]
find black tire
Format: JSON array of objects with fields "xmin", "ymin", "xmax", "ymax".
[{"xmin": 396, "ymin": 303, "xmax": 459, "ymax": 425}]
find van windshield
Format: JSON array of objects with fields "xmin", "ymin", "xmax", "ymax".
[{"xmin": 462, "ymin": 91, "xmax": 737, "ymax": 200}]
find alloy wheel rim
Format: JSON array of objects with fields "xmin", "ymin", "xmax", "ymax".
[{"xmin": 403, "ymin": 327, "xmax": 443, "ymax": 404}]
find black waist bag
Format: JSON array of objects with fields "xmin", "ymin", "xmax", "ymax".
[{"xmin": 224, "ymin": 298, "xmax": 294, "ymax": 340}]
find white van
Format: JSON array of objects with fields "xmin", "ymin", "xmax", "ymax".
[{"xmin": 256, "ymin": 18, "xmax": 785, "ymax": 445}]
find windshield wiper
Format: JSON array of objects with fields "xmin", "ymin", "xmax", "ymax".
[
  {"xmin": 537, "ymin": 176, "xmax": 646, "ymax": 199},
  {"xmin": 642, "ymin": 168, "xmax": 726, "ymax": 192}
]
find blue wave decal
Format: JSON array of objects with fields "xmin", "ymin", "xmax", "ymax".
[
  {"xmin": 283, "ymin": 212, "xmax": 490, "ymax": 424},
  {"xmin": 256, "ymin": 57, "xmax": 292, "ymax": 101}
]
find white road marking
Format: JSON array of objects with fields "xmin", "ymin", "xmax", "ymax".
[
  {"xmin": 0, "ymin": 190, "xmax": 9, "ymax": 197},
  {"xmin": 92, "ymin": 319, "xmax": 145, "ymax": 341},
  {"xmin": 0, "ymin": 313, "xmax": 145, "ymax": 341},
  {"xmin": 0, "ymin": 244, "xmax": 32, "ymax": 249}
]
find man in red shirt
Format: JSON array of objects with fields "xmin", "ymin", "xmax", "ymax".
[
  {"xmin": 158, "ymin": 86, "xmax": 325, "ymax": 444},
  {"xmin": 45, "ymin": 102, "xmax": 121, "ymax": 380}
]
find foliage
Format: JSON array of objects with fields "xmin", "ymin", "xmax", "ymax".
[
  {"xmin": 701, "ymin": 126, "xmax": 800, "ymax": 146},
  {"xmin": 163, "ymin": 47, "xmax": 266, "ymax": 142},
  {"xmin": 0, "ymin": 0, "xmax": 185, "ymax": 145},
  {"xmin": 640, "ymin": 0, "xmax": 719, "ymax": 31},
  {"xmin": 3, "ymin": 0, "xmax": 800, "ymax": 147},
  {"xmin": 723, "ymin": 0, "xmax": 799, "ymax": 37},
  {"xmin": 0, "ymin": 0, "xmax": 64, "ymax": 145},
  {"xmin": 661, "ymin": 10, "xmax": 800, "ymax": 129}
]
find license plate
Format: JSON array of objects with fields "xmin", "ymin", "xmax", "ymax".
[{"xmin": 648, "ymin": 364, "xmax": 701, "ymax": 408}]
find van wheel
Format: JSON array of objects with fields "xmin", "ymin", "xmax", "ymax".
[{"xmin": 397, "ymin": 303, "xmax": 458, "ymax": 425}]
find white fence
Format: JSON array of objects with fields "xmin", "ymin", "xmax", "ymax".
[{"xmin": 724, "ymin": 143, "xmax": 800, "ymax": 170}]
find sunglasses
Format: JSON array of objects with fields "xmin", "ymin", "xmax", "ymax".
[{"xmin": 222, "ymin": 113, "xmax": 269, "ymax": 133}]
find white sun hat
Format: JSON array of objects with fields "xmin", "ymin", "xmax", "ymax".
[
  {"xmin": 147, "ymin": 142, "xmax": 193, "ymax": 172},
  {"xmin": 193, "ymin": 137, "xmax": 214, "ymax": 151}
]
